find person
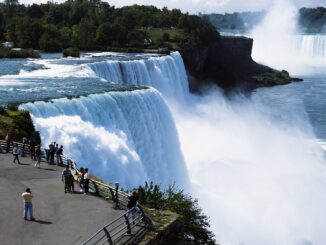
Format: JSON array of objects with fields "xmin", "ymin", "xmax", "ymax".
[
  {"xmin": 34, "ymin": 145, "xmax": 42, "ymax": 168},
  {"xmin": 79, "ymin": 167, "xmax": 85, "ymax": 193},
  {"xmin": 21, "ymin": 137, "xmax": 27, "ymax": 157},
  {"xmin": 49, "ymin": 142, "xmax": 55, "ymax": 164},
  {"xmin": 22, "ymin": 188, "xmax": 35, "ymax": 221},
  {"xmin": 127, "ymin": 191, "xmax": 138, "ymax": 223},
  {"xmin": 12, "ymin": 144, "xmax": 21, "ymax": 164},
  {"xmin": 84, "ymin": 168, "xmax": 89, "ymax": 194},
  {"xmin": 62, "ymin": 166, "xmax": 73, "ymax": 193},
  {"xmin": 56, "ymin": 145, "xmax": 63, "ymax": 166},
  {"xmin": 5, "ymin": 133, "xmax": 10, "ymax": 153},
  {"xmin": 29, "ymin": 139, "xmax": 35, "ymax": 161}
]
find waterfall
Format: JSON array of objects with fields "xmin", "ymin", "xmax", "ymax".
[
  {"xmin": 298, "ymin": 35, "xmax": 326, "ymax": 58},
  {"xmin": 87, "ymin": 52, "xmax": 189, "ymax": 100},
  {"xmin": 20, "ymin": 89, "xmax": 189, "ymax": 189}
]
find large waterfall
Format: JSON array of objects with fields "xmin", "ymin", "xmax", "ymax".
[
  {"xmin": 21, "ymin": 88, "xmax": 189, "ymax": 188},
  {"xmin": 298, "ymin": 35, "xmax": 326, "ymax": 58},
  {"xmin": 87, "ymin": 52, "xmax": 189, "ymax": 100},
  {"xmin": 18, "ymin": 50, "xmax": 326, "ymax": 244}
]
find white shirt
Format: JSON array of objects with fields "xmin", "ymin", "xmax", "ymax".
[{"xmin": 84, "ymin": 173, "xmax": 89, "ymax": 180}]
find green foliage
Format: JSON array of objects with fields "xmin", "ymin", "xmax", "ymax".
[
  {"xmin": 0, "ymin": 0, "xmax": 220, "ymax": 51},
  {"xmin": 62, "ymin": 47, "xmax": 80, "ymax": 57},
  {"xmin": 136, "ymin": 182, "xmax": 216, "ymax": 245},
  {"xmin": 95, "ymin": 22, "xmax": 127, "ymax": 47},
  {"xmin": 0, "ymin": 106, "xmax": 40, "ymax": 143},
  {"xmin": 39, "ymin": 24, "xmax": 62, "ymax": 52},
  {"xmin": 0, "ymin": 47, "xmax": 39, "ymax": 58},
  {"xmin": 299, "ymin": 7, "xmax": 326, "ymax": 33},
  {"xmin": 162, "ymin": 32, "xmax": 170, "ymax": 41}
]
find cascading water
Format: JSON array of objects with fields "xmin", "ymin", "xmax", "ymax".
[
  {"xmin": 21, "ymin": 88, "xmax": 189, "ymax": 189},
  {"xmin": 298, "ymin": 35, "xmax": 326, "ymax": 58},
  {"xmin": 87, "ymin": 52, "xmax": 189, "ymax": 100},
  {"xmin": 251, "ymin": 0, "xmax": 326, "ymax": 73},
  {"xmin": 18, "ymin": 49, "xmax": 326, "ymax": 244}
]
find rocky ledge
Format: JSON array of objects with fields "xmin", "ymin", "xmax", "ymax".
[{"xmin": 180, "ymin": 36, "xmax": 302, "ymax": 93}]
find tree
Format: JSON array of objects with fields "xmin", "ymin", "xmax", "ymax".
[
  {"xmin": 0, "ymin": 8, "xmax": 5, "ymax": 40},
  {"xmin": 39, "ymin": 24, "xmax": 62, "ymax": 52},
  {"xmin": 136, "ymin": 182, "xmax": 216, "ymax": 245}
]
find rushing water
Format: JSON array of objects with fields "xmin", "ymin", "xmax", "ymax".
[{"xmin": 0, "ymin": 38, "xmax": 325, "ymax": 244}]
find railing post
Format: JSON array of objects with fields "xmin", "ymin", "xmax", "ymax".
[
  {"xmin": 124, "ymin": 214, "xmax": 131, "ymax": 235},
  {"xmin": 138, "ymin": 205, "xmax": 154, "ymax": 230},
  {"xmin": 103, "ymin": 227, "xmax": 113, "ymax": 245}
]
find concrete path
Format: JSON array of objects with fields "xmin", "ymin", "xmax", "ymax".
[{"xmin": 0, "ymin": 153, "xmax": 124, "ymax": 245}]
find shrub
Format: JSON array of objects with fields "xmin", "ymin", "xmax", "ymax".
[
  {"xmin": 135, "ymin": 182, "xmax": 216, "ymax": 245},
  {"xmin": 62, "ymin": 47, "xmax": 80, "ymax": 58}
]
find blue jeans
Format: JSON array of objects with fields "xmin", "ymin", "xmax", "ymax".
[{"xmin": 24, "ymin": 202, "xmax": 34, "ymax": 220}]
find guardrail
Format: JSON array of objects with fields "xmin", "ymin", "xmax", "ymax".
[
  {"xmin": 82, "ymin": 205, "xmax": 152, "ymax": 245},
  {"xmin": 0, "ymin": 139, "xmax": 152, "ymax": 244},
  {"xmin": 0, "ymin": 139, "xmax": 31, "ymax": 155}
]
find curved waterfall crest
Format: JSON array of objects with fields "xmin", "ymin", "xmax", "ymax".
[{"xmin": 87, "ymin": 52, "xmax": 189, "ymax": 99}]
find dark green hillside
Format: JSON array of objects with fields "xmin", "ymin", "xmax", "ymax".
[{"xmin": 0, "ymin": 0, "xmax": 220, "ymax": 52}]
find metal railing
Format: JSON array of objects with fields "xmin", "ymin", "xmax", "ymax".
[
  {"xmin": 0, "ymin": 139, "xmax": 31, "ymax": 155},
  {"xmin": 82, "ymin": 205, "xmax": 152, "ymax": 245},
  {"xmin": 0, "ymin": 139, "xmax": 152, "ymax": 244}
]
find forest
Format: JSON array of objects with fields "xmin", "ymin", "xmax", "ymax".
[
  {"xmin": 298, "ymin": 7, "xmax": 326, "ymax": 33},
  {"xmin": 0, "ymin": 0, "xmax": 220, "ymax": 52}
]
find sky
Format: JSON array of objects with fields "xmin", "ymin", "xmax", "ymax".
[{"xmin": 17, "ymin": 0, "xmax": 326, "ymax": 14}]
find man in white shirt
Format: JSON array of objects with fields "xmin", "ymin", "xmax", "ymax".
[{"xmin": 22, "ymin": 188, "xmax": 35, "ymax": 221}]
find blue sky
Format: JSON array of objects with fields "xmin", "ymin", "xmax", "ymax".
[{"xmin": 17, "ymin": 0, "xmax": 326, "ymax": 14}]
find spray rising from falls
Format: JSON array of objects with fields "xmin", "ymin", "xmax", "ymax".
[
  {"xmin": 86, "ymin": 52, "xmax": 189, "ymax": 100},
  {"xmin": 20, "ymin": 89, "xmax": 189, "ymax": 189},
  {"xmin": 251, "ymin": 0, "xmax": 326, "ymax": 73},
  {"xmin": 20, "ymin": 50, "xmax": 326, "ymax": 243}
]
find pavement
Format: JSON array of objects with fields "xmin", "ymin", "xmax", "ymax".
[{"xmin": 0, "ymin": 152, "xmax": 124, "ymax": 245}]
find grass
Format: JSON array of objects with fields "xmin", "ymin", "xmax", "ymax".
[
  {"xmin": 145, "ymin": 28, "xmax": 187, "ymax": 50},
  {"xmin": 140, "ymin": 207, "xmax": 179, "ymax": 244},
  {"xmin": 0, "ymin": 106, "xmax": 38, "ymax": 142}
]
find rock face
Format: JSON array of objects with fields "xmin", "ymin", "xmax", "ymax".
[{"xmin": 180, "ymin": 37, "xmax": 299, "ymax": 92}]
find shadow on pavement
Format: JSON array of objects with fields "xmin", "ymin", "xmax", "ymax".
[{"xmin": 33, "ymin": 220, "xmax": 53, "ymax": 225}]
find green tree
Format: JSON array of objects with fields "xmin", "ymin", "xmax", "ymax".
[
  {"xmin": 0, "ymin": 8, "xmax": 5, "ymax": 40},
  {"xmin": 39, "ymin": 24, "xmax": 62, "ymax": 52},
  {"xmin": 136, "ymin": 182, "xmax": 216, "ymax": 245}
]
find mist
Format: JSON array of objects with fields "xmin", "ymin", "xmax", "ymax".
[
  {"xmin": 251, "ymin": 0, "xmax": 326, "ymax": 74},
  {"xmin": 169, "ymin": 87, "xmax": 326, "ymax": 244}
]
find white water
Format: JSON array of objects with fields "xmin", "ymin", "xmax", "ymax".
[
  {"xmin": 21, "ymin": 89, "xmax": 189, "ymax": 188},
  {"xmin": 298, "ymin": 35, "xmax": 326, "ymax": 58},
  {"xmin": 251, "ymin": 0, "xmax": 326, "ymax": 73},
  {"xmin": 20, "ymin": 50, "xmax": 326, "ymax": 244},
  {"xmin": 87, "ymin": 52, "xmax": 189, "ymax": 100}
]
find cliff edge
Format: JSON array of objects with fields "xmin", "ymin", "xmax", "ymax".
[{"xmin": 180, "ymin": 36, "xmax": 301, "ymax": 92}]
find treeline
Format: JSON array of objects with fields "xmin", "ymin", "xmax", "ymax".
[
  {"xmin": 202, "ymin": 11, "xmax": 265, "ymax": 33},
  {"xmin": 299, "ymin": 7, "xmax": 326, "ymax": 33},
  {"xmin": 0, "ymin": 0, "xmax": 220, "ymax": 52}
]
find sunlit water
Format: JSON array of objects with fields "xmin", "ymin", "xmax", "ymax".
[{"xmin": 0, "ymin": 43, "xmax": 325, "ymax": 244}]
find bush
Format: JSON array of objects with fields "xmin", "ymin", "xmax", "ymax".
[
  {"xmin": 162, "ymin": 32, "xmax": 170, "ymax": 41},
  {"xmin": 62, "ymin": 47, "xmax": 80, "ymax": 58},
  {"xmin": 135, "ymin": 182, "xmax": 216, "ymax": 245}
]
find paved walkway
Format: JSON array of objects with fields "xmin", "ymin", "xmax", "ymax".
[{"xmin": 0, "ymin": 153, "xmax": 124, "ymax": 245}]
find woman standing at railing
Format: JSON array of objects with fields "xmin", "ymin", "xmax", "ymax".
[{"xmin": 84, "ymin": 168, "xmax": 89, "ymax": 194}]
